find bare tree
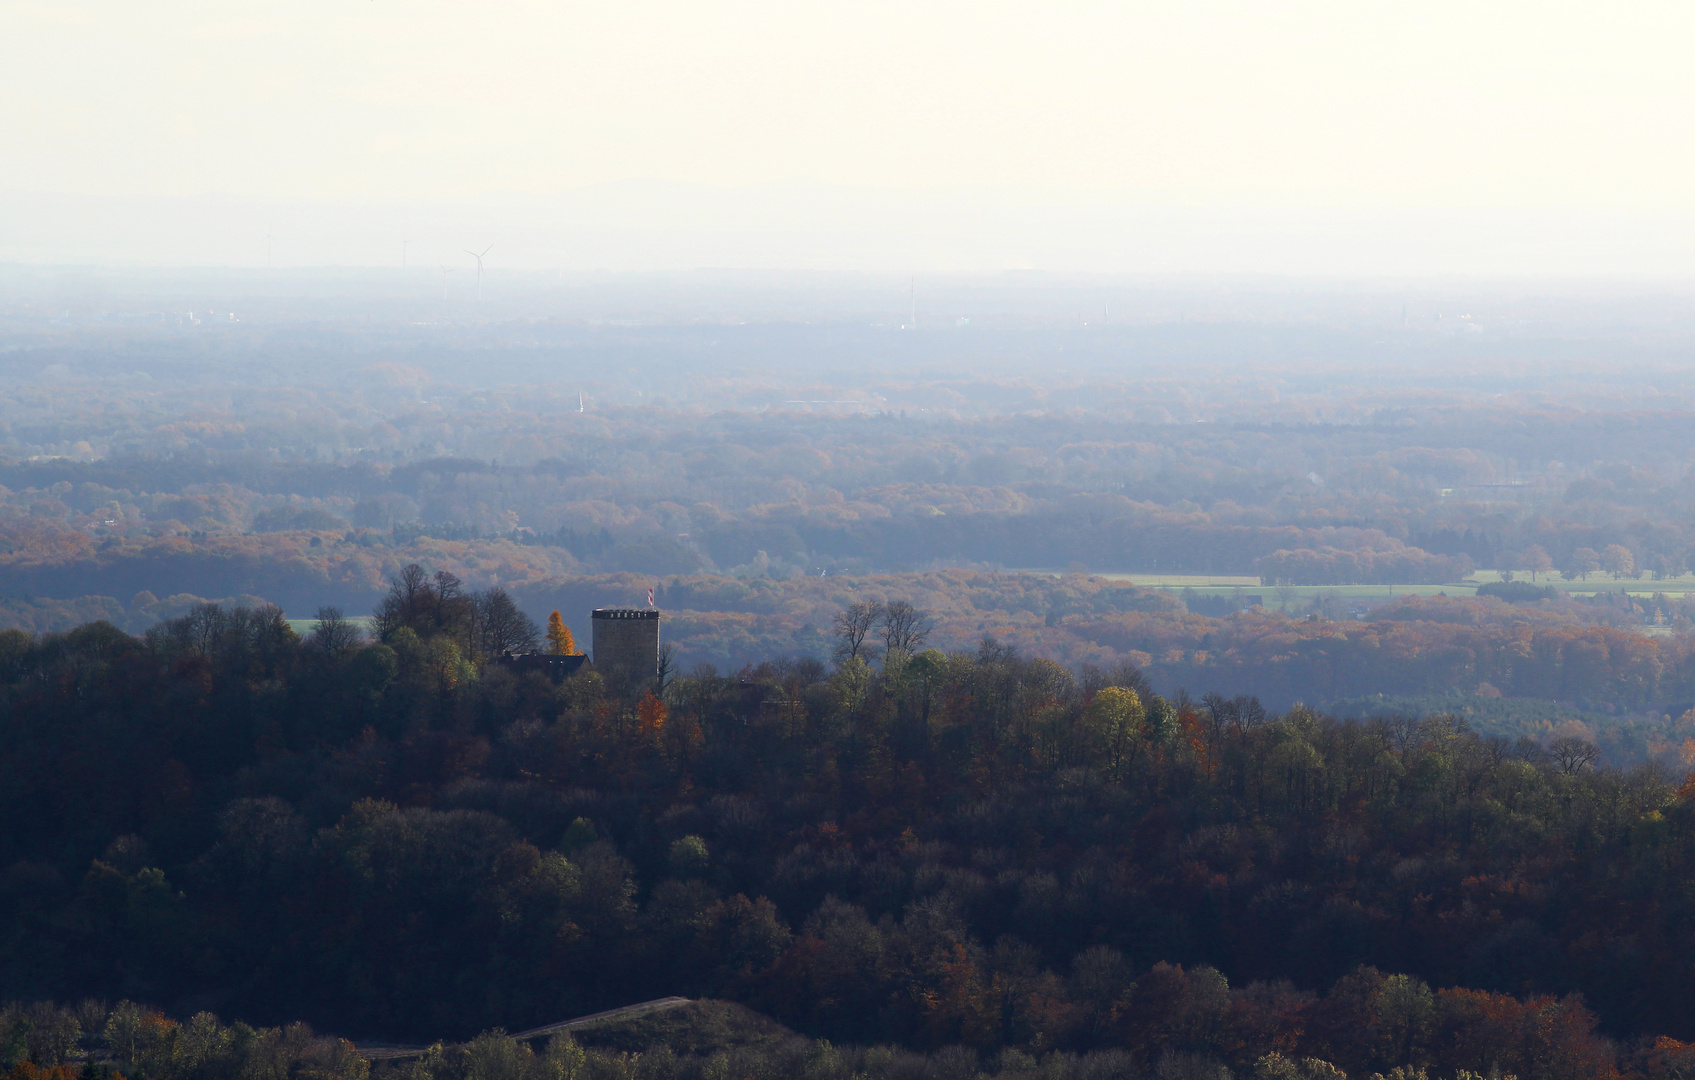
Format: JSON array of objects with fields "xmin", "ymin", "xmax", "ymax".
[
  {"xmin": 1201, "ymin": 692, "xmax": 1235, "ymax": 751},
  {"xmin": 1550, "ymin": 736, "xmax": 1600, "ymax": 774},
  {"xmin": 172, "ymin": 602, "xmax": 228, "ymax": 656},
  {"xmin": 474, "ymin": 587, "xmax": 540, "ymax": 658},
  {"xmin": 146, "ymin": 602, "xmax": 294, "ymax": 665},
  {"xmin": 374, "ymin": 563, "xmax": 431, "ymax": 639},
  {"xmin": 658, "ymin": 642, "xmax": 678, "ymax": 692},
  {"xmin": 433, "ymin": 569, "xmax": 465, "ymax": 627},
  {"xmin": 881, "ymin": 600, "xmax": 932, "ymax": 655},
  {"xmin": 832, "ymin": 600, "xmax": 884, "ymax": 662},
  {"xmin": 308, "ymin": 605, "xmax": 363, "ymax": 655},
  {"xmin": 1107, "ymin": 659, "xmax": 1154, "ymax": 700}
]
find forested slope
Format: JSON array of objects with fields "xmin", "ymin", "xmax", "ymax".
[{"xmin": 5, "ymin": 591, "xmax": 1695, "ymax": 1078}]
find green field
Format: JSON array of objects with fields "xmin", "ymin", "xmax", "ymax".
[
  {"xmin": 1467, "ymin": 569, "xmax": 1695, "ymax": 596},
  {"xmin": 284, "ymin": 614, "xmax": 376, "ymax": 636},
  {"xmin": 1090, "ymin": 573, "xmax": 1263, "ymax": 588},
  {"xmin": 1048, "ymin": 569, "xmax": 1695, "ymax": 614}
]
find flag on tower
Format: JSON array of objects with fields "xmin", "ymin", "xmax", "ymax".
[{"xmin": 647, "ymin": 587, "xmax": 655, "ymax": 608}]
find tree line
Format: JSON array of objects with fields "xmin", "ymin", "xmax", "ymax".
[
  {"xmin": 11, "ymin": 389, "xmax": 1695, "ymax": 589},
  {"xmin": 6, "ymin": 576, "xmax": 1695, "ymax": 1075},
  {"xmin": 12, "ymin": 989, "xmax": 1695, "ymax": 1080}
]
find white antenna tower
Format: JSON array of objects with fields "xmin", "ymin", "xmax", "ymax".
[{"xmin": 464, "ymin": 244, "xmax": 493, "ymax": 301}]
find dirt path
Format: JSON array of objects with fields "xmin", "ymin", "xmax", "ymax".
[{"xmin": 356, "ymin": 998, "xmax": 693, "ymax": 1060}]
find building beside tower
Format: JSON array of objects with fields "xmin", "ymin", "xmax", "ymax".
[{"xmin": 591, "ymin": 607, "xmax": 660, "ymax": 687}]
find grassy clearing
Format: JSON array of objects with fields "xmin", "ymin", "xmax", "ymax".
[
  {"xmin": 1089, "ymin": 573, "xmax": 1263, "ymax": 588},
  {"xmin": 284, "ymin": 614, "xmax": 376, "ymax": 636}
]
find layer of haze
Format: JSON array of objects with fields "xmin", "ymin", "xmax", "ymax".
[{"xmin": 6, "ymin": 1, "xmax": 1695, "ymax": 273}]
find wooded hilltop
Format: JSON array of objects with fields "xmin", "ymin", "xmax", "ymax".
[{"xmin": 4, "ymin": 572, "xmax": 1695, "ymax": 1078}]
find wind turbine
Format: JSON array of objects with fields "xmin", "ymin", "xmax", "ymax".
[
  {"xmin": 265, "ymin": 234, "xmax": 276, "ymax": 269},
  {"xmin": 464, "ymin": 244, "xmax": 493, "ymax": 301},
  {"xmin": 438, "ymin": 264, "xmax": 454, "ymax": 302}
]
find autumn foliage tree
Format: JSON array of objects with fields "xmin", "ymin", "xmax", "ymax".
[
  {"xmin": 546, "ymin": 611, "xmax": 577, "ymax": 655},
  {"xmin": 1081, "ymin": 686, "xmax": 1147, "ymax": 780}
]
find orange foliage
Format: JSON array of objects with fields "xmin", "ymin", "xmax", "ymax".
[
  {"xmin": 1434, "ymin": 986, "xmax": 1620, "ymax": 1080},
  {"xmin": 636, "ymin": 691, "xmax": 669, "ymax": 739},
  {"xmin": 8, "ymin": 1066, "xmax": 88, "ymax": 1080},
  {"xmin": 920, "ymin": 943, "xmax": 999, "ymax": 1048},
  {"xmin": 546, "ymin": 611, "xmax": 577, "ymax": 655},
  {"xmin": 1642, "ymin": 1035, "xmax": 1695, "ymax": 1080}
]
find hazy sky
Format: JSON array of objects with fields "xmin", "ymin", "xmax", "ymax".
[{"xmin": 7, "ymin": 1, "xmax": 1695, "ymax": 271}]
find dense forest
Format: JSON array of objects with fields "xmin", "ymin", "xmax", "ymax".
[
  {"xmin": 7, "ymin": 278, "xmax": 1695, "ymax": 1078},
  {"xmin": 5, "ymin": 574, "xmax": 1695, "ymax": 1077}
]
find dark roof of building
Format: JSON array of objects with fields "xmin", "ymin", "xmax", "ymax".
[{"xmin": 496, "ymin": 652, "xmax": 590, "ymax": 678}]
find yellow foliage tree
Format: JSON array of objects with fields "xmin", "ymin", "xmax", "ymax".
[
  {"xmin": 1083, "ymin": 686, "xmax": 1146, "ymax": 781},
  {"xmin": 546, "ymin": 611, "xmax": 577, "ymax": 655}
]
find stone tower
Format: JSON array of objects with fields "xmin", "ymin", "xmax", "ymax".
[{"xmin": 591, "ymin": 607, "xmax": 660, "ymax": 688}]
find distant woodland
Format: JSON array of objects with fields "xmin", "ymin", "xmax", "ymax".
[
  {"xmin": 3, "ymin": 308, "xmax": 1695, "ymax": 600},
  {"xmin": 0, "ymin": 407, "xmax": 1691, "ymax": 588},
  {"xmin": 8, "ymin": 286, "xmax": 1695, "ymax": 1078},
  {"xmin": 0, "ymin": 353, "xmax": 1691, "ymax": 720}
]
